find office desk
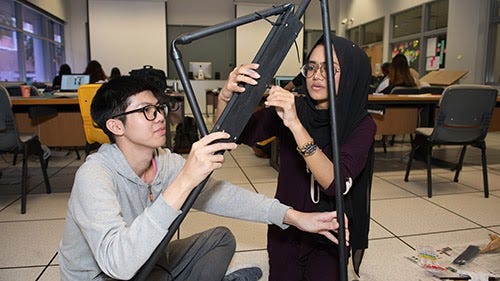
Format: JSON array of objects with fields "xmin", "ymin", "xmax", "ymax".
[{"xmin": 10, "ymin": 97, "xmax": 86, "ymax": 147}]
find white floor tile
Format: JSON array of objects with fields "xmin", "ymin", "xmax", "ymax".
[
  {"xmin": 0, "ymin": 220, "xmax": 63, "ymax": 268},
  {"xmin": 371, "ymin": 197, "xmax": 477, "ymax": 236},
  {"xmin": 428, "ymin": 193, "xmax": 500, "ymax": 227}
]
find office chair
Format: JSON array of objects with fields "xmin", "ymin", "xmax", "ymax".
[
  {"xmin": 390, "ymin": 86, "xmax": 420, "ymax": 95},
  {"xmin": 419, "ymin": 86, "xmax": 445, "ymax": 95},
  {"xmin": 404, "ymin": 84, "xmax": 498, "ymax": 198},
  {"xmin": 0, "ymin": 86, "xmax": 51, "ymax": 214},
  {"xmin": 77, "ymin": 84, "xmax": 110, "ymax": 155}
]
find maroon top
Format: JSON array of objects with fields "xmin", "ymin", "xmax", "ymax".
[{"xmin": 239, "ymin": 108, "xmax": 376, "ymax": 281}]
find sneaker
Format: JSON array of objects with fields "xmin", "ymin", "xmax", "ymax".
[{"xmin": 222, "ymin": 266, "xmax": 262, "ymax": 281}]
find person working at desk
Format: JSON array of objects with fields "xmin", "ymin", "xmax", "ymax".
[
  {"xmin": 83, "ymin": 60, "xmax": 108, "ymax": 83},
  {"xmin": 52, "ymin": 64, "xmax": 72, "ymax": 90},
  {"xmin": 58, "ymin": 76, "xmax": 347, "ymax": 281},
  {"xmin": 217, "ymin": 35, "xmax": 376, "ymax": 281},
  {"xmin": 378, "ymin": 53, "xmax": 420, "ymax": 94}
]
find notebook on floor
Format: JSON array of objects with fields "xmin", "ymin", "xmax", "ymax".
[{"xmin": 53, "ymin": 74, "xmax": 90, "ymax": 97}]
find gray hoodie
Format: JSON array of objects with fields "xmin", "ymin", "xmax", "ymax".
[{"xmin": 58, "ymin": 144, "xmax": 289, "ymax": 280}]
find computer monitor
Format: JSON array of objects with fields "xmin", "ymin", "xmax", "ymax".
[
  {"xmin": 60, "ymin": 74, "xmax": 90, "ymax": 92},
  {"xmin": 189, "ymin": 62, "xmax": 212, "ymax": 80},
  {"xmin": 274, "ymin": 76, "xmax": 295, "ymax": 88}
]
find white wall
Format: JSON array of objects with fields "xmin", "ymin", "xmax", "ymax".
[{"xmin": 88, "ymin": 0, "xmax": 167, "ymax": 77}]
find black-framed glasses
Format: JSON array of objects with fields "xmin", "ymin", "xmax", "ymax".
[
  {"xmin": 111, "ymin": 104, "xmax": 167, "ymax": 121},
  {"xmin": 300, "ymin": 62, "xmax": 341, "ymax": 78}
]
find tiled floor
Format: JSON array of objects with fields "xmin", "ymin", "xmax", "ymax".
[{"xmin": 1, "ymin": 129, "xmax": 499, "ymax": 280}]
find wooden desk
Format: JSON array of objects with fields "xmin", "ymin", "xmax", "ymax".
[
  {"xmin": 368, "ymin": 94, "xmax": 500, "ymax": 132},
  {"xmin": 10, "ymin": 97, "xmax": 86, "ymax": 147}
]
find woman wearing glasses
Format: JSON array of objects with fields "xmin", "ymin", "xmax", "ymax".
[{"xmin": 217, "ymin": 35, "xmax": 376, "ymax": 281}]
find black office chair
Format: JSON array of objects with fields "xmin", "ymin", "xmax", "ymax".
[
  {"xmin": 0, "ymin": 86, "xmax": 52, "ymax": 214},
  {"xmin": 419, "ymin": 86, "xmax": 445, "ymax": 95},
  {"xmin": 390, "ymin": 86, "xmax": 420, "ymax": 94},
  {"xmin": 404, "ymin": 84, "xmax": 498, "ymax": 198}
]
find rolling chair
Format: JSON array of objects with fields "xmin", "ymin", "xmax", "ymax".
[
  {"xmin": 77, "ymin": 84, "xmax": 110, "ymax": 155},
  {"xmin": 404, "ymin": 84, "xmax": 498, "ymax": 198},
  {"xmin": 390, "ymin": 86, "xmax": 421, "ymax": 95},
  {"xmin": 0, "ymin": 86, "xmax": 51, "ymax": 214}
]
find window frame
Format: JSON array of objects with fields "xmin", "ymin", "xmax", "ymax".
[{"xmin": 389, "ymin": 0, "xmax": 448, "ymax": 76}]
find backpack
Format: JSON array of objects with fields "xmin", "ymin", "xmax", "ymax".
[
  {"xmin": 173, "ymin": 116, "xmax": 199, "ymax": 154},
  {"xmin": 129, "ymin": 65, "xmax": 167, "ymax": 93}
]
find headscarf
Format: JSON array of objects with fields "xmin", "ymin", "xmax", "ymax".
[
  {"xmin": 295, "ymin": 35, "xmax": 370, "ymax": 146},
  {"xmin": 295, "ymin": 35, "xmax": 374, "ymax": 276}
]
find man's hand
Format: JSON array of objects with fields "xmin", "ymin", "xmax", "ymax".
[
  {"xmin": 162, "ymin": 132, "xmax": 236, "ymax": 210},
  {"xmin": 283, "ymin": 209, "xmax": 349, "ymax": 245}
]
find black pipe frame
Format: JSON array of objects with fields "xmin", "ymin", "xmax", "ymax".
[{"xmin": 132, "ymin": 1, "xmax": 348, "ymax": 280}]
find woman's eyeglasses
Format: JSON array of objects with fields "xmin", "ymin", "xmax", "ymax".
[
  {"xmin": 111, "ymin": 104, "xmax": 167, "ymax": 121},
  {"xmin": 300, "ymin": 62, "xmax": 341, "ymax": 78}
]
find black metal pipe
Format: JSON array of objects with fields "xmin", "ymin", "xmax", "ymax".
[{"xmin": 320, "ymin": 1, "xmax": 348, "ymax": 281}]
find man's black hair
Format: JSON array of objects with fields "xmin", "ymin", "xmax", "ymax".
[{"xmin": 90, "ymin": 76, "xmax": 164, "ymax": 142}]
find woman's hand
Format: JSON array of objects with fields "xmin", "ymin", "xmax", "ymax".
[
  {"xmin": 265, "ymin": 85, "xmax": 300, "ymax": 130},
  {"xmin": 219, "ymin": 63, "xmax": 260, "ymax": 102},
  {"xmin": 284, "ymin": 209, "xmax": 349, "ymax": 245}
]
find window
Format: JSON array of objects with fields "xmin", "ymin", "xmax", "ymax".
[
  {"xmin": 486, "ymin": 0, "xmax": 500, "ymax": 84},
  {"xmin": 347, "ymin": 18, "xmax": 384, "ymax": 76},
  {"xmin": 0, "ymin": 0, "xmax": 65, "ymax": 83},
  {"xmin": 390, "ymin": 0, "xmax": 448, "ymax": 74},
  {"xmin": 393, "ymin": 7, "xmax": 422, "ymax": 38}
]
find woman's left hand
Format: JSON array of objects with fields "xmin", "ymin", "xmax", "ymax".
[{"xmin": 265, "ymin": 85, "xmax": 300, "ymax": 129}]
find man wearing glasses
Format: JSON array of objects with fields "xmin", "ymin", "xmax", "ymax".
[{"xmin": 58, "ymin": 76, "xmax": 345, "ymax": 281}]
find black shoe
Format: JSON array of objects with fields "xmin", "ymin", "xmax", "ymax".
[{"xmin": 222, "ymin": 266, "xmax": 263, "ymax": 281}]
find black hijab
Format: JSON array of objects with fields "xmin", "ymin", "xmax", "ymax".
[
  {"xmin": 295, "ymin": 35, "xmax": 370, "ymax": 146},
  {"xmin": 295, "ymin": 35, "xmax": 373, "ymax": 276}
]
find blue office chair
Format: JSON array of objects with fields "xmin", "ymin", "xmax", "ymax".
[
  {"xmin": 404, "ymin": 84, "xmax": 498, "ymax": 198},
  {"xmin": 0, "ymin": 85, "xmax": 51, "ymax": 213}
]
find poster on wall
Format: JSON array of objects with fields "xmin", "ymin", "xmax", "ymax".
[
  {"xmin": 426, "ymin": 56, "xmax": 440, "ymax": 71},
  {"xmin": 425, "ymin": 36, "xmax": 446, "ymax": 71},
  {"xmin": 391, "ymin": 39, "xmax": 420, "ymax": 69}
]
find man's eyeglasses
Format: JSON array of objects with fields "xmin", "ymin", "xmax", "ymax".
[
  {"xmin": 111, "ymin": 104, "xmax": 167, "ymax": 121},
  {"xmin": 300, "ymin": 62, "xmax": 341, "ymax": 78}
]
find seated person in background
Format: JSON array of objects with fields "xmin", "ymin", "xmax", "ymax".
[
  {"xmin": 84, "ymin": 60, "xmax": 108, "ymax": 83},
  {"xmin": 52, "ymin": 64, "xmax": 71, "ymax": 90},
  {"xmin": 58, "ymin": 76, "xmax": 346, "ymax": 281},
  {"xmin": 110, "ymin": 67, "xmax": 122, "ymax": 80},
  {"xmin": 374, "ymin": 62, "xmax": 390, "ymax": 93},
  {"xmin": 379, "ymin": 54, "xmax": 420, "ymax": 94}
]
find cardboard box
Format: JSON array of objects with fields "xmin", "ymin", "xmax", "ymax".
[{"xmin": 420, "ymin": 70, "xmax": 469, "ymax": 86}]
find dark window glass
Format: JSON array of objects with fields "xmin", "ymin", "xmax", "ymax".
[
  {"xmin": 428, "ymin": 0, "xmax": 448, "ymax": 30},
  {"xmin": 0, "ymin": 26, "xmax": 19, "ymax": 81},
  {"xmin": 0, "ymin": 0, "xmax": 16, "ymax": 29},
  {"xmin": 22, "ymin": 6, "xmax": 43, "ymax": 36},
  {"xmin": 347, "ymin": 27, "xmax": 360, "ymax": 45},
  {"xmin": 363, "ymin": 18, "xmax": 384, "ymax": 44},
  {"xmin": 393, "ymin": 6, "xmax": 422, "ymax": 38}
]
